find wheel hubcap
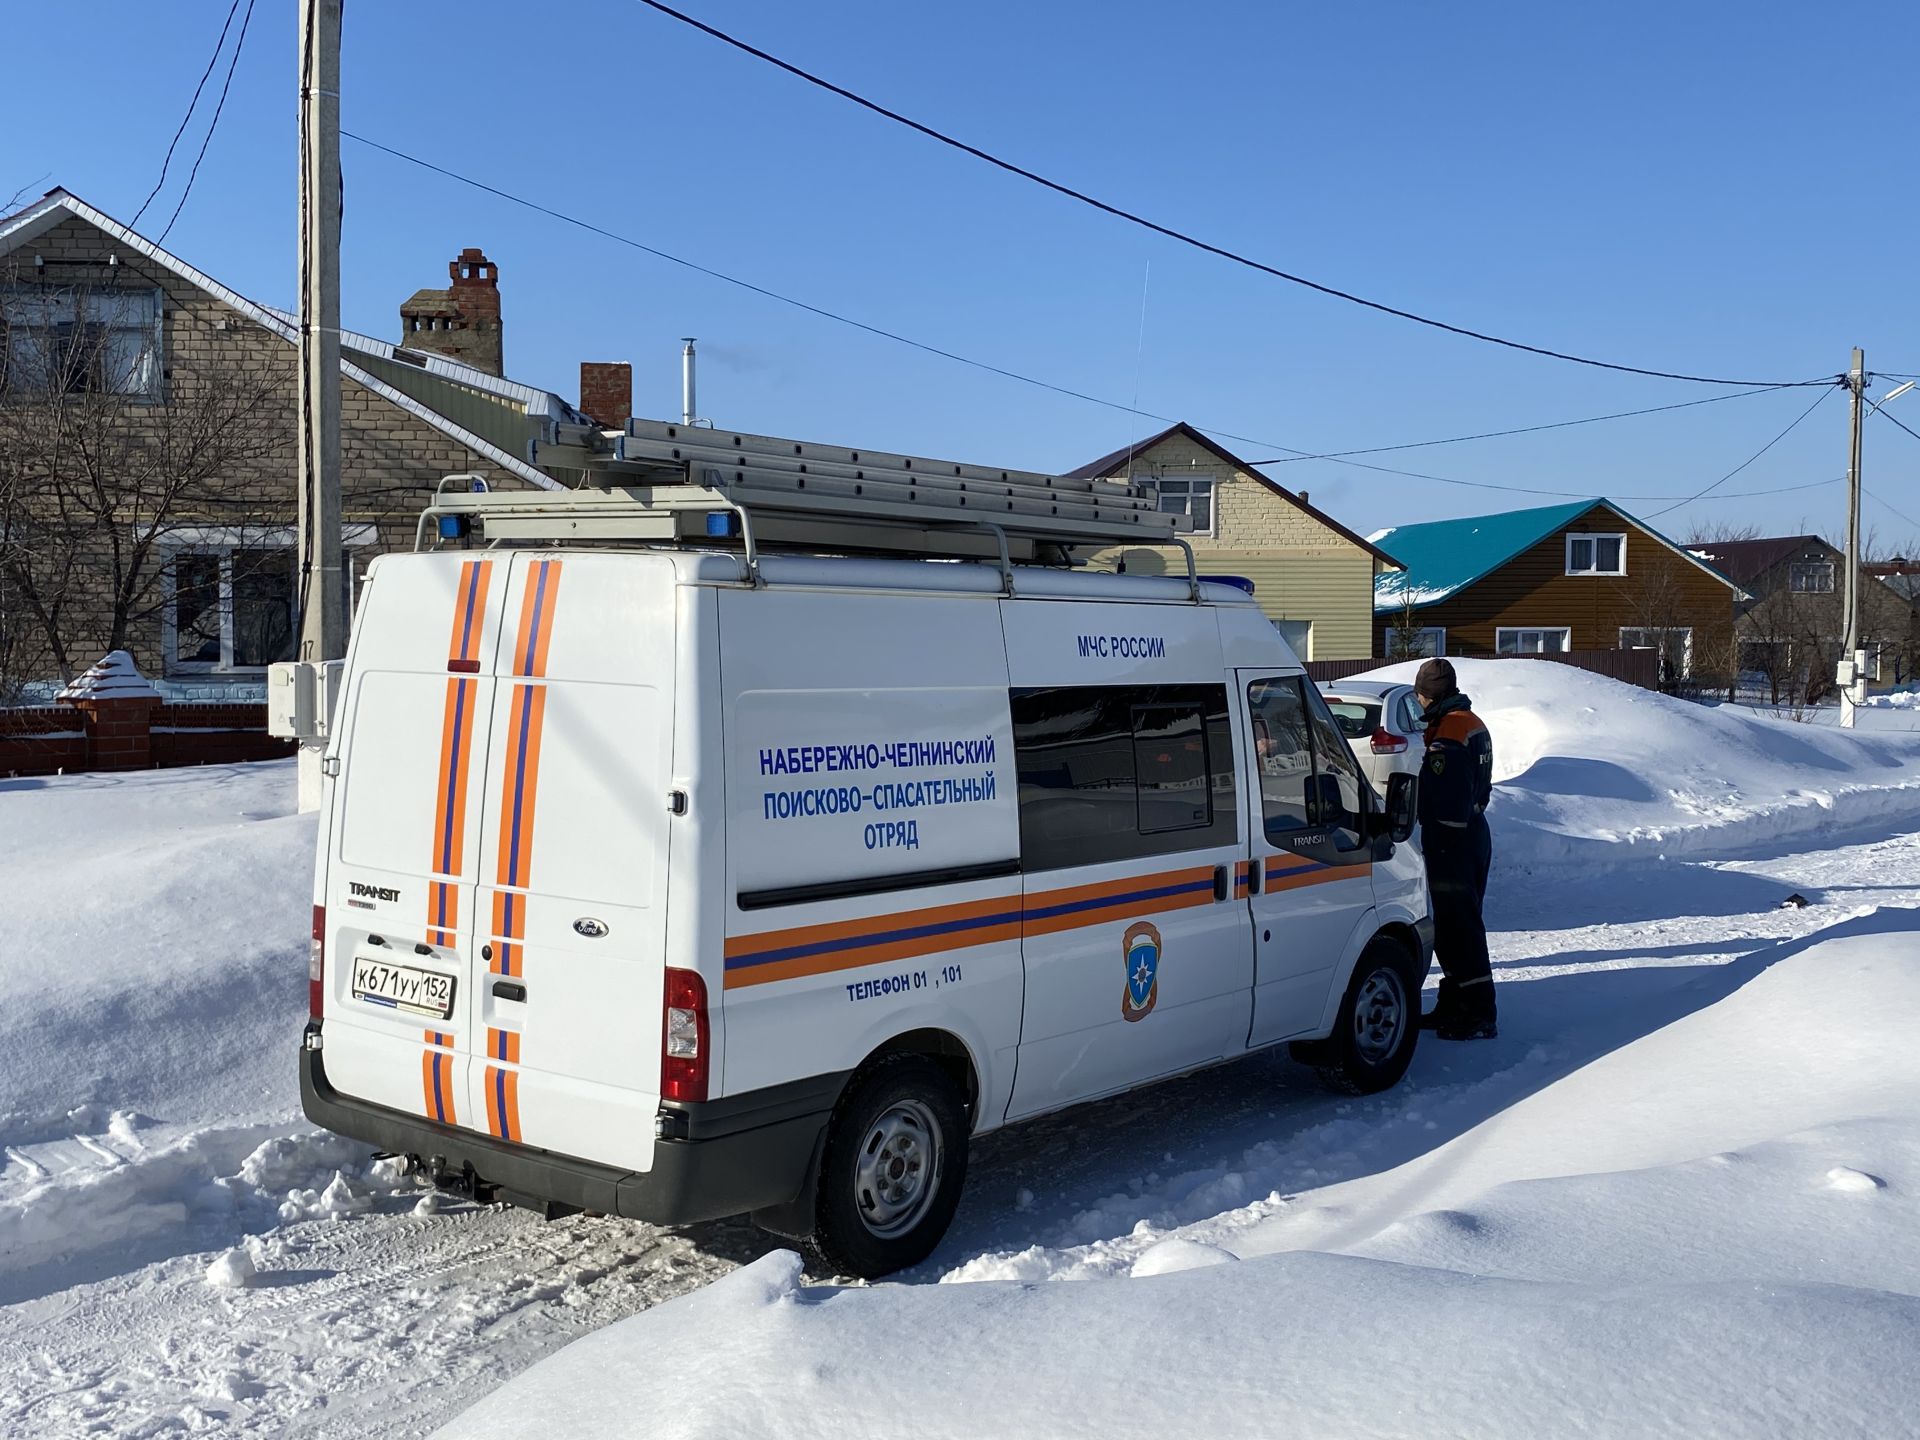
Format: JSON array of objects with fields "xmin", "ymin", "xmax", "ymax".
[
  {"xmin": 853, "ymin": 1099, "xmax": 943, "ymax": 1239},
  {"xmin": 1352, "ymin": 967, "xmax": 1406, "ymax": 1063}
]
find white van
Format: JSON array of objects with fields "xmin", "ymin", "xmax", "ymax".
[{"xmin": 301, "ymin": 435, "xmax": 1431, "ymax": 1278}]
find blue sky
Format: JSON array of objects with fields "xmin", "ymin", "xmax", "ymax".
[{"xmin": 6, "ymin": 1, "xmax": 1919, "ymax": 545}]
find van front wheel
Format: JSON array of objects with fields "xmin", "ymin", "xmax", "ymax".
[
  {"xmin": 808, "ymin": 1054, "xmax": 968, "ymax": 1279},
  {"xmin": 1293, "ymin": 936, "xmax": 1419, "ymax": 1095}
]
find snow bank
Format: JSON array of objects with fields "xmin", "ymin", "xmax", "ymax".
[
  {"xmin": 0, "ymin": 762, "xmax": 310, "ymax": 1131},
  {"xmin": 1358, "ymin": 659, "xmax": 1920, "ymax": 866},
  {"xmin": 441, "ymin": 926, "xmax": 1920, "ymax": 1440}
]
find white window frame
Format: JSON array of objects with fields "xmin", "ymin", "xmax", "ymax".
[
  {"xmin": 1620, "ymin": 626, "xmax": 1693, "ymax": 678},
  {"xmin": 1789, "ymin": 561, "xmax": 1835, "ymax": 593},
  {"xmin": 1, "ymin": 285, "xmax": 164, "ymax": 401},
  {"xmin": 1565, "ymin": 532, "xmax": 1627, "ymax": 576},
  {"xmin": 1152, "ymin": 474, "xmax": 1216, "ymax": 537},
  {"xmin": 157, "ymin": 524, "xmax": 377, "ymax": 675},
  {"xmin": 1496, "ymin": 626, "xmax": 1572, "ymax": 655},
  {"xmin": 1274, "ymin": 617, "xmax": 1312, "ymax": 660},
  {"xmin": 1398, "ymin": 626, "xmax": 1446, "ymax": 658}
]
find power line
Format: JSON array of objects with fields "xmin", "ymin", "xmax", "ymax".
[
  {"xmin": 158, "ymin": 0, "xmax": 258, "ymax": 244},
  {"xmin": 1242, "ymin": 385, "xmax": 1803, "ymax": 467},
  {"xmin": 343, "ymin": 130, "xmax": 1846, "ymax": 510},
  {"xmin": 1876, "ymin": 408, "xmax": 1920, "ymax": 446},
  {"xmin": 131, "ymin": 0, "xmax": 244, "ymax": 228},
  {"xmin": 627, "ymin": 0, "xmax": 1833, "ymax": 391},
  {"xmin": 1865, "ymin": 488, "xmax": 1920, "ymax": 534},
  {"xmin": 1643, "ymin": 385, "xmax": 1837, "ymax": 519}
]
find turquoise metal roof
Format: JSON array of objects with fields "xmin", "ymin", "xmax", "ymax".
[
  {"xmin": 1371, "ymin": 498, "xmax": 1749, "ymax": 612},
  {"xmin": 1371, "ymin": 499, "xmax": 1600, "ymax": 613}
]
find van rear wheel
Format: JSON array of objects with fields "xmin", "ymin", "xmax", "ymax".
[
  {"xmin": 807, "ymin": 1054, "xmax": 968, "ymax": 1280},
  {"xmin": 1293, "ymin": 936, "xmax": 1419, "ymax": 1095}
]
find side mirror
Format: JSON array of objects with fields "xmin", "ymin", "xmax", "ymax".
[
  {"xmin": 1306, "ymin": 772, "xmax": 1342, "ymax": 827},
  {"xmin": 1383, "ymin": 772, "xmax": 1417, "ymax": 844}
]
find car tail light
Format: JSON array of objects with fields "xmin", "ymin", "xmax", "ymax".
[
  {"xmin": 1370, "ymin": 727, "xmax": 1409, "ymax": 755},
  {"xmin": 310, "ymin": 905, "xmax": 326, "ymax": 1019},
  {"xmin": 662, "ymin": 967, "xmax": 710, "ymax": 1103}
]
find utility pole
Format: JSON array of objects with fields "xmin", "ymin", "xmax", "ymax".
[
  {"xmin": 1839, "ymin": 347, "xmax": 1866, "ymax": 729},
  {"xmin": 296, "ymin": 0, "xmax": 344, "ymax": 807}
]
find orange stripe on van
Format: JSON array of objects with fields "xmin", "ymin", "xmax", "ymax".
[
  {"xmin": 426, "ymin": 561, "xmax": 492, "ymax": 947},
  {"xmin": 722, "ymin": 863, "xmax": 1222, "ymax": 990}
]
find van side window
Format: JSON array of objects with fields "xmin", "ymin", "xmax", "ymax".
[
  {"xmin": 1132, "ymin": 702, "xmax": 1213, "ymax": 834},
  {"xmin": 1012, "ymin": 685, "xmax": 1237, "ymax": 871},
  {"xmin": 1301, "ymin": 684, "xmax": 1370, "ymax": 851},
  {"xmin": 1247, "ymin": 677, "xmax": 1314, "ymax": 837}
]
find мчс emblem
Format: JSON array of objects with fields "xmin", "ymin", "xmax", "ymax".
[{"xmin": 1121, "ymin": 921, "xmax": 1162, "ymax": 1022}]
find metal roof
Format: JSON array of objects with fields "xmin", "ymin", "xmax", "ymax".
[{"xmin": 1372, "ymin": 498, "xmax": 1749, "ymax": 612}]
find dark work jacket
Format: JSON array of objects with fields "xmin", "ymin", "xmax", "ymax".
[{"xmin": 1418, "ymin": 692, "xmax": 1493, "ymax": 832}]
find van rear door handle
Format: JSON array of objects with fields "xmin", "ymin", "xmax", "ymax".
[
  {"xmin": 1212, "ymin": 865, "xmax": 1230, "ymax": 901},
  {"xmin": 492, "ymin": 980, "xmax": 527, "ymax": 1002}
]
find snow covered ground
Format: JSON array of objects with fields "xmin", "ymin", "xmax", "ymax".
[{"xmin": 6, "ymin": 666, "xmax": 1920, "ymax": 1436}]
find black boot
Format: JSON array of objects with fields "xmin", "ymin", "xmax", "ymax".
[{"xmin": 1434, "ymin": 1012, "xmax": 1497, "ymax": 1041}]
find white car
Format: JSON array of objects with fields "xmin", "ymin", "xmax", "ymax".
[{"xmin": 1316, "ymin": 680, "xmax": 1424, "ymax": 794}]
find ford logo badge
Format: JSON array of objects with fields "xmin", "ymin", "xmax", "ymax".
[{"xmin": 573, "ymin": 917, "xmax": 609, "ymax": 939}]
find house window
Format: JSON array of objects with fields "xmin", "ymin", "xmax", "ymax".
[
  {"xmin": 1496, "ymin": 627, "xmax": 1572, "ymax": 654},
  {"xmin": 1620, "ymin": 626, "xmax": 1693, "ymax": 680},
  {"xmin": 1153, "ymin": 475, "xmax": 1215, "ymax": 535},
  {"xmin": 1789, "ymin": 562, "xmax": 1835, "ymax": 593},
  {"xmin": 164, "ymin": 547, "xmax": 296, "ymax": 673},
  {"xmin": 1384, "ymin": 626, "xmax": 1445, "ymax": 658},
  {"xmin": 1, "ymin": 286, "xmax": 162, "ymax": 399},
  {"xmin": 157, "ymin": 526, "xmax": 373, "ymax": 674},
  {"xmin": 1274, "ymin": 618, "xmax": 1312, "ymax": 659},
  {"xmin": 1566, "ymin": 532, "xmax": 1626, "ymax": 576}
]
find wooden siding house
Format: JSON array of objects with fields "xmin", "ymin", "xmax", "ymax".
[
  {"xmin": 1069, "ymin": 422, "xmax": 1403, "ymax": 660},
  {"xmin": 1372, "ymin": 499, "xmax": 1746, "ymax": 683}
]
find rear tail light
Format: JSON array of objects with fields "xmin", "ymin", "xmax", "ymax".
[
  {"xmin": 1370, "ymin": 727, "xmax": 1409, "ymax": 755},
  {"xmin": 310, "ymin": 905, "xmax": 326, "ymax": 1019},
  {"xmin": 662, "ymin": 967, "xmax": 710, "ymax": 1104}
]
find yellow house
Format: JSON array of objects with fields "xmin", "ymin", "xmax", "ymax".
[{"xmin": 1072, "ymin": 422, "xmax": 1404, "ymax": 660}]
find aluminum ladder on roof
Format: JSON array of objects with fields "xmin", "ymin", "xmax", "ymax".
[{"xmin": 419, "ymin": 417, "xmax": 1199, "ymax": 596}]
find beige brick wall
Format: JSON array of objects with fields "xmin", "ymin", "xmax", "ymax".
[{"xmin": 1083, "ymin": 434, "xmax": 1386, "ymax": 658}]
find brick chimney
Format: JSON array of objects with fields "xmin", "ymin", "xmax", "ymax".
[
  {"xmin": 398, "ymin": 247, "xmax": 503, "ymax": 376},
  {"xmin": 579, "ymin": 362, "xmax": 633, "ymax": 431}
]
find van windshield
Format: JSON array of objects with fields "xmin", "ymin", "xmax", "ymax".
[{"xmin": 1323, "ymin": 700, "xmax": 1380, "ymax": 739}]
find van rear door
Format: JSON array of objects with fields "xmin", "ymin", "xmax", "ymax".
[
  {"xmin": 465, "ymin": 553, "xmax": 676, "ymax": 1172},
  {"xmin": 323, "ymin": 554, "xmax": 507, "ymax": 1127}
]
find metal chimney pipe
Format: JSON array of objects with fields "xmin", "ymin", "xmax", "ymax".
[{"xmin": 681, "ymin": 338, "xmax": 697, "ymax": 426}]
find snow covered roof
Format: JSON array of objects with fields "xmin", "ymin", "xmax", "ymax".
[
  {"xmin": 0, "ymin": 190, "xmax": 562, "ymax": 493},
  {"xmin": 1373, "ymin": 498, "xmax": 1748, "ymax": 613},
  {"xmin": 56, "ymin": 650, "xmax": 161, "ymax": 703}
]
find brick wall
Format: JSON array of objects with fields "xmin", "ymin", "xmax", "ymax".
[
  {"xmin": 0, "ymin": 699, "xmax": 290, "ymax": 777},
  {"xmin": 2, "ymin": 215, "xmax": 544, "ymax": 692}
]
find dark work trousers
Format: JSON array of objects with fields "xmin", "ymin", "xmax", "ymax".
[{"xmin": 1423, "ymin": 812, "xmax": 1494, "ymax": 1018}]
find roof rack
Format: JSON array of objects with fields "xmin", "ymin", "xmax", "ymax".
[{"xmin": 420, "ymin": 418, "xmax": 1198, "ymax": 596}]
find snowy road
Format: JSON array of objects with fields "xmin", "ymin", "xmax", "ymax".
[{"xmin": 6, "ymin": 807, "xmax": 1919, "ymax": 1436}]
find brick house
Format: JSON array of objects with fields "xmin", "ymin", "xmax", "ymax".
[
  {"xmin": 0, "ymin": 189, "xmax": 601, "ymax": 696},
  {"xmin": 1372, "ymin": 498, "xmax": 1746, "ymax": 683},
  {"xmin": 1069, "ymin": 422, "xmax": 1404, "ymax": 660},
  {"xmin": 1691, "ymin": 534, "xmax": 1920, "ymax": 700}
]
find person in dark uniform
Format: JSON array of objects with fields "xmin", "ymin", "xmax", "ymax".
[{"xmin": 1412, "ymin": 659, "xmax": 1497, "ymax": 1040}]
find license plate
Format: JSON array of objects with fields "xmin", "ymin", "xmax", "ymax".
[{"xmin": 351, "ymin": 955, "xmax": 456, "ymax": 1020}]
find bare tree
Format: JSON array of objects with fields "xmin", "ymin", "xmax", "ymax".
[
  {"xmin": 1384, "ymin": 596, "xmax": 1431, "ymax": 660},
  {"xmin": 0, "ymin": 269, "xmax": 283, "ymax": 689},
  {"xmin": 1686, "ymin": 519, "xmax": 1763, "ymax": 546}
]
